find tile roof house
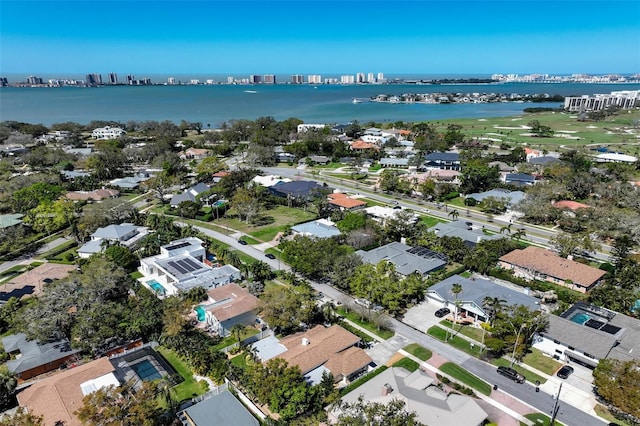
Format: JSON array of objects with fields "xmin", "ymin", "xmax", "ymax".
[
  {"xmin": 78, "ymin": 223, "xmax": 149, "ymax": 258},
  {"xmin": 254, "ymin": 325, "xmax": 373, "ymax": 385},
  {"xmin": 64, "ymin": 188, "xmax": 120, "ymax": 201},
  {"xmin": 427, "ymin": 274, "xmax": 541, "ymax": 323},
  {"xmin": 356, "ymin": 242, "xmax": 447, "ymax": 277},
  {"xmin": 533, "ymin": 302, "xmax": 640, "ymax": 367},
  {"xmin": 138, "ymin": 237, "xmax": 241, "ymax": 297},
  {"xmin": 2, "ymin": 263, "xmax": 75, "ymax": 301},
  {"xmin": 552, "ymin": 200, "xmax": 591, "ymax": 211},
  {"xmin": 196, "ymin": 283, "xmax": 260, "ymax": 337},
  {"xmin": 349, "ymin": 140, "xmax": 379, "ymax": 151},
  {"xmin": 2, "ymin": 333, "xmax": 82, "ymax": 381},
  {"xmin": 178, "ymin": 387, "xmax": 261, "ymax": 425},
  {"xmin": 178, "ymin": 147, "xmax": 210, "ymax": 160},
  {"xmin": 333, "ymin": 367, "xmax": 487, "ymax": 426},
  {"xmin": 327, "ymin": 192, "xmax": 367, "ymax": 211},
  {"xmin": 499, "ymin": 246, "xmax": 606, "ymax": 293},
  {"xmin": 291, "ymin": 218, "xmax": 341, "ymax": 239},
  {"xmin": 17, "ymin": 357, "xmax": 118, "ymax": 426}
]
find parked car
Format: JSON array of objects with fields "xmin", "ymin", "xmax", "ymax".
[
  {"xmin": 556, "ymin": 365, "xmax": 574, "ymax": 379},
  {"xmin": 265, "ymin": 253, "xmax": 276, "ymax": 259},
  {"xmin": 354, "ymin": 298, "xmax": 372, "ymax": 308},
  {"xmin": 435, "ymin": 308, "xmax": 451, "ymax": 318},
  {"xmin": 238, "ymin": 239, "xmax": 248, "ymax": 245},
  {"xmin": 497, "ymin": 366, "xmax": 525, "ymax": 383}
]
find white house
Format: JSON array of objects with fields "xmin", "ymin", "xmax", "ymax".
[
  {"xmin": 138, "ymin": 237, "xmax": 241, "ymax": 298},
  {"xmin": 91, "ymin": 126, "xmax": 126, "ymax": 140},
  {"xmin": 78, "ymin": 223, "xmax": 149, "ymax": 258}
]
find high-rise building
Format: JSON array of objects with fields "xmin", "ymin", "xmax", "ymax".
[
  {"xmin": 227, "ymin": 76, "xmax": 234, "ymax": 84},
  {"xmin": 356, "ymin": 72, "xmax": 365, "ymax": 83},
  {"xmin": 308, "ymin": 75, "xmax": 321, "ymax": 84},
  {"xmin": 85, "ymin": 73, "xmax": 103, "ymax": 85},
  {"xmin": 291, "ymin": 74, "xmax": 304, "ymax": 84},
  {"xmin": 108, "ymin": 73, "xmax": 118, "ymax": 84},
  {"xmin": 126, "ymin": 74, "xmax": 134, "ymax": 85},
  {"xmin": 341, "ymin": 75, "xmax": 355, "ymax": 84},
  {"xmin": 168, "ymin": 77, "xmax": 176, "ymax": 85},
  {"xmin": 367, "ymin": 72, "xmax": 375, "ymax": 83},
  {"xmin": 263, "ymin": 74, "xmax": 276, "ymax": 84},
  {"xmin": 249, "ymin": 74, "xmax": 262, "ymax": 84},
  {"xmin": 26, "ymin": 76, "xmax": 44, "ymax": 85},
  {"xmin": 377, "ymin": 72, "xmax": 385, "ymax": 81}
]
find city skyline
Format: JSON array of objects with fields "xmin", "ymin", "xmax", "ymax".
[{"xmin": 1, "ymin": 1, "xmax": 639, "ymax": 76}]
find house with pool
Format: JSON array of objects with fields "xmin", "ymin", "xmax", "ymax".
[
  {"xmin": 138, "ymin": 237, "xmax": 241, "ymax": 298},
  {"xmin": 194, "ymin": 283, "xmax": 260, "ymax": 337},
  {"xmin": 533, "ymin": 302, "xmax": 640, "ymax": 368}
]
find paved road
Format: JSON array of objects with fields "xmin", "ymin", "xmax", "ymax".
[
  {"xmin": 191, "ymin": 222, "xmax": 606, "ymax": 426},
  {"xmin": 261, "ymin": 166, "xmax": 613, "ymax": 261}
]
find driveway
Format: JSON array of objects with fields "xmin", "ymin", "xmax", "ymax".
[{"xmin": 402, "ymin": 298, "xmax": 446, "ymax": 333}]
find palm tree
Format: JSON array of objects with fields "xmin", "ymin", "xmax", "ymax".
[
  {"xmin": 322, "ymin": 301, "xmax": 336, "ymax": 323},
  {"xmin": 500, "ymin": 223, "xmax": 512, "ymax": 235},
  {"xmin": 511, "ymin": 228, "xmax": 527, "ymax": 241},
  {"xmin": 230, "ymin": 323, "xmax": 246, "ymax": 346},
  {"xmin": 448, "ymin": 209, "xmax": 460, "ymax": 221},
  {"xmin": 451, "ymin": 283, "xmax": 462, "ymax": 320}
]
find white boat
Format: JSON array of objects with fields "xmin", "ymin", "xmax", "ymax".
[
  {"xmin": 352, "ymin": 98, "xmax": 362, "ymax": 104},
  {"xmin": 244, "ymin": 90, "xmax": 257, "ymax": 94}
]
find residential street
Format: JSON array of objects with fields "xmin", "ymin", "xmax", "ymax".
[{"xmin": 191, "ymin": 223, "xmax": 607, "ymax": 426}]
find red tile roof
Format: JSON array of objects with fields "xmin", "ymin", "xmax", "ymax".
[
  {"xmin": 499, "ymin": 246, "xmax": 606, "ymax": 288},
  {"xmin": 328, "ymin": 193, "xmax": 367, "ymax": 209},
  {"xmin": 350, "ymin": 140, "xmax": 379, "ymax": 150},
  {"xmin": 553, "ymin": 200, "xmax": 591, "ymax": 211}
]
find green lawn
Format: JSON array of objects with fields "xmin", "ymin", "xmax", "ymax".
[
  {"xmin": 156, "ymin": 347, "xmax": 207, "ymax": 403},
  {"xmin": 427, "ymin": 326, "xmax": 484, "ymax": 357},
  {"xmin": 403, "ymin": 343, "xmax": 432, "ymax": 361},
  {"xmin": 440, "ymin": 320, "xmax": 485, "ymax": 342},
  {"xmin": 522, "ymin": 348, "xmax": 562, "ymax": 376},
  {"xmin": 594, "ymin": 404, "xmax": 633, "ymax": 426},
  {"xmin": 340, "ymin": 366, "xmax": 389, "ymax": 396},
  {"xmin": 520, "ymin": 413, "xmax": 563, "ymax": 426},
  {"xmin": 336, "ymin": 307, "xmax": 395, "ymax": 340},
  {"xmin": 393, "ymin": 357, "xmax": 419, "ymax": 372},
  {"xmin": 130, "ymin": 271, "xmax": 144, "ymax": 280},
  {"xmin": 492, "ymin": 358, "xmax": 547, "ymax": 385},
  {"xmin": 439, "ymin": 362, "xmax": 492, "ymax": 396},
  {"xmin": 239, "ymin": 235, "xmax": 261, "ymax": 245},
  {"xmin": 215, "ymin": 206, "xmax": 317, "ymax": 242},
  {"xmin": 232, "ymin": 250, "xmax": 258, "ymax": 266},
  {"xmin": 460, "ymin": 271, "xmax": 472, "ymax": 278},
  {"xmin": 211, "ymin": 328, "xmax": 260, "ymax": 352},
  {"xmin": 420, "ymin": 215, "xmax": 446, "ymax": 227}
]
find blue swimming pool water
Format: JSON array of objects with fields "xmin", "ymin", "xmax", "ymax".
[
  {"xmin": 131, "ymin": 359, "xmax": 162, "ymax": 381},
  {"xmin": 195, "ymin": 306, "xmax": 206, "ymax": 322},
  {"xmin": 147, "ymin": 280, "xmax": 166, "ymax": 296},
  {"xmin": 570, "ymin": 312, "xmax": 591, "ymax": 324}
]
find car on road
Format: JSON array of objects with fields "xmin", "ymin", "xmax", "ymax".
[
  {"xmin": 354, "ymin": 298, "xmax": 372, "ymax": 308},
  {"xmin": 497, "ymin": 366, "xmax": 526, "ymax": 383},
  {"xmin": 265, "ymin": 253, "xmax": 276, "ymax": 259},
  {"xmin": 434, "ymin": 308, "xmax": 450, "ymax": 318},
  {"xmin": 313, "ymin": 292, "xmax": 324, "ymax": 300},
  {"xmin": 238, "ymin": 240, "xmax": 248, "ymax": 245},
  {"xmin": 556, "ymin": 365, "xmax": 574, "ymax": 379}
]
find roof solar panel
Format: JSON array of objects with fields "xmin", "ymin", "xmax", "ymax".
[
  {"xmin": 168, "ymin": 260, "xmax": 188, "ymax": 274},
  {"xmin": 600, "ymin": 324, "xmax": 621, "ymax": 335},
  {"xmin": 166, "ymin": 242, "xmax": 190, "ymax": 251},
  {"xmin": 182, "ymin": 257, "xmax": 202, "ymax": 270},
  {"xmin": 176, "ymin": 258, "xmax": 198, "ymax": 273},
  {"xmin": 585, "ymin": 319, "xmax": 605, "ymax": 329}
]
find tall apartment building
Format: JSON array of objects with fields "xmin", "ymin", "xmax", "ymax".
[
  {"xmin": 249, "ymin": 75, "xmax": 262, "ymax": 84},
  {"xmin": 263, "ymin": 74, "xmax": 276, "ymax": 84},
  {"xmin": 377, "ymin": 72, "xmax": 385, "ymax": 81},
  {"xmin": 85, "ymin": 73, "xmax": 103, "ymax": 85},
  {"xmin": 341, "ymin": 75, "xmax": 355, "ymax": 84},
  {"xmin": 126, "ymin": 74, "xmax": 135, "ymax": 85},
  {"xmin": 367, "ymin": 72, "xmax": 375, "ymax": 83},
  {"xmin": 308, "ymin": 74, "xmax": 322, "ymax": 84},
  {"xmin": 564, "ymin": 90, "xmax": 640, "ymax": 112},
  {"xmin": 108, "ymin": 73, "xmax": 118, "ymax": 84},
  {"xmin": 356, "ymin": 72, "xmax": 365, "ymax": 83},
  {"xmin": 291, "ymin": 74, "xmax": 304, "ymax": 84},
  {"xmin": 168, "ymin": 77, "xmax": 176, "ymax": 85},
  {"xmin": 26, "ymin": 76, "xmax": 44, "ymax": 85}
]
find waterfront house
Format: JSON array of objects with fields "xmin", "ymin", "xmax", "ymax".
[
  {"xmin": 498, "ymin": 246, "xmax": 606, "ymax": 293},
  {"xmin": 91, "ymin": 126, "xmax": 126, "ymax": 140}
]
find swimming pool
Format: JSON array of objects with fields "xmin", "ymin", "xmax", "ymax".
[
  {"xmin": 569, "ymin": 311, "xmax": 591, "ymax": 324},
  {"xmin": 147, "ymin": 280, "xmax": 166, "ymax": 296},
  {"xmin": 195, "ymin": 306, "xmax": 206, "ymax": 322},
  {"xmin": 131, "ymin": 359, "xmax": 162, "ymax": 381}
]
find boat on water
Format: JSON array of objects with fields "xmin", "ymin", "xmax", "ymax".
[
  {"xmin": 244, "ymin": 90, "xmax": 257, "ymax": 94},
  {"xmin": 352, "ymin": 98, "xmax": 362, "ymax": 104}
]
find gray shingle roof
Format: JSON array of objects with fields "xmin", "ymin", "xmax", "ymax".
[
  {"xmin": 356, "ymin": 242, "xmax": 446, "ymax": 276},
  {"xmin": 2, "ymin": 333, "xmax": 81, "ymax": 375},
  {"xmin": 429, "ymin": 220, "xmax": 502, "ymax": 245},
  {"xmin": 181, "ymin": 389, "xmax": 260, "ymax": 426}
]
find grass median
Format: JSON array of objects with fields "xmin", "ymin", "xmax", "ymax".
[{"xmin": 403, "ymin": 343, "xmax": 432, "ymax": 361}]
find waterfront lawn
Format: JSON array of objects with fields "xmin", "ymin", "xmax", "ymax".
[
  {"xmin": 156, "ymin": 347, "xmax": 207, "ymax": 403},
  {"xmin": 403, "ymin": 343, "xmax": 432, "ymax": 361},
  {"xmin": 439, "ymin": 362, "xmax": 492, "ymax": 396},
  {"xmin": 392, "ymin": 357, "xmax": 419, "ymax": 372}
]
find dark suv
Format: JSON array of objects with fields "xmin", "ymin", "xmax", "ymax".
[{"xmin": 497, "ymin": 366, "xmax": 525, "ymax": 383}]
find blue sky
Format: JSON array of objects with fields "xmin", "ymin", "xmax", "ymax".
[{"xmin": 1, "ymin": 0, "xmax": 639, "ymax": 78}]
